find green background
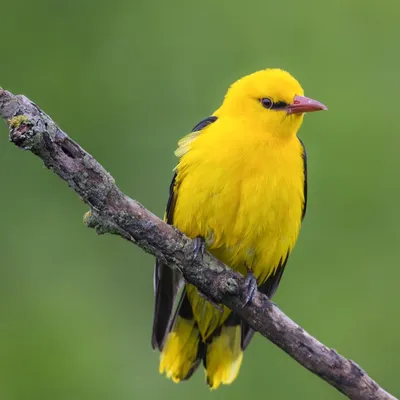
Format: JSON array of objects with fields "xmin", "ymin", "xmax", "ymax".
[{"xmin": 0, "ymin": 0, "xmax": 399, "ymax": 399}]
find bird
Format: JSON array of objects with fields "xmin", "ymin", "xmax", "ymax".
[{"xmin": 151, "ymin": 68, "xmax": 327, "ymax": 389}]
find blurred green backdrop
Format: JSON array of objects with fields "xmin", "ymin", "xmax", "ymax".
[{"xmin": 0, "ymin": 0, "xmax": 399, "ymax": 399}]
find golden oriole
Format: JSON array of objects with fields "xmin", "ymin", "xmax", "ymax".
[{"xmin": 151, "ymin": 68, "xmax": 327, "ymax": 389}]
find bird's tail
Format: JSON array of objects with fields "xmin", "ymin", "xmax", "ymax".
[
  {"xmin": 203, "ymin": 313, "xmax": 243, "ymax": 389},
  {"xmin": 159, "ymin": 294, "xmax": 204, "ymax": 382},
  {"xmin": 159, "ymin": 294, "xmax": 244, "ymax": 389}
]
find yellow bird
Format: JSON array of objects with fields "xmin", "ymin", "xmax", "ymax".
[{"xmin": 151, "ymin": 68, "xmax": 327, "ymax": 389}]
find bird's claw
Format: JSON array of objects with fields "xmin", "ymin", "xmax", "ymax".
[
  {"xmin": 241, "ymin": 270, "xmax": 258, "ymax": 307},
  {"xmin": 192, "ymin": 236, "xmax": 206, "ymax": 263}
]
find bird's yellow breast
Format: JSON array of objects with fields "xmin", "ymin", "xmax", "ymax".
[{"xmin": 173, "ymin": 119, "xmax": 305, "ymax": 283}]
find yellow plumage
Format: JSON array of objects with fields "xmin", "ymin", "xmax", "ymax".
[
  {"xmin": 159, "ymin": 316, "xmax": 200, "ymax": 382},
  {"xmin": 152, "ymin": 68, "xmax": 327, "ymax": 389}
]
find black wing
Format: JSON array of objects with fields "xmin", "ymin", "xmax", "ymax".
[
  {"xmin": 151, "ymin": 116, "xmax": 218, "ymax": 350},
  {"xmin": 241, "ymin": 139, "xmax": 308, "ymax": 349},
  {"xmin": 299, "ymin": 138, "xmax": 307, "ymax": 220}
]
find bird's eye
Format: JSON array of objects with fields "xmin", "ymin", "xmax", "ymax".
[{"xmin": 261, "ymin": 98, "xmax": 274, "ymax": 109}]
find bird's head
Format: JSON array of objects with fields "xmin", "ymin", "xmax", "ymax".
[{"xmin": 218, "ymin": 68, "xmax": 327, "ymax": 138}]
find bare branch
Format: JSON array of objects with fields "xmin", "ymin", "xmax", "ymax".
[{"xmin": 0, "ymin": 88, "xmax": 395, "ymax": 400}]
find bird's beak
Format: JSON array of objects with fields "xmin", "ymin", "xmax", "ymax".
[{"xmin": 286, "ymin": 95, "xmax": 327, "ymax": 115}]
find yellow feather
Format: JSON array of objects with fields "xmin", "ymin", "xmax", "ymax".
[
  {"xmin": 186, "ymin": 283, "xmax": 231, "ymax": 339},
  {"xmin": 174, "ymin": 131, "xmax": 202, "ymax": 158},
  {"xmin": 160, "ymin": 317, "xmax": 200, "ymax": 382},
  {"xmin": 205, "ymin": 325, "xmax": 243, "ymax": 389}
]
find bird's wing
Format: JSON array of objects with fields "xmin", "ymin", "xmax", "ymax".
[
  {"xmin": 151, "ymin": 116, "xmax": 218, "ymax": 350},
  {"xmin": 151, "ymin": 172, "xmax": 180, "ymax": 350},
  {"xmin": 299, "ymin": 138, "xmax": 307, "ymax": 220},
  {"xmin": 241, "ymin": 139, "xmax": 307, "ymax": 349}
]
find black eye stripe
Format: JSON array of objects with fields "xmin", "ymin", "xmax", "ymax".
[
  {"xmin": 260, "ymin": 98, "xmax": 288, "ymax": 110},
  {"xmin": 271, "ymin": 101, "xmax": 288, "ymax": 109}
]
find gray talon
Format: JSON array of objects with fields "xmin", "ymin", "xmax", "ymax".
[
  {"xmin": 242, "ymin": 270, "xmax": 258, "ymax": 307},
  {"xmin": 192, "ymin": 236, "xmax": 206, "ymax": 262}
]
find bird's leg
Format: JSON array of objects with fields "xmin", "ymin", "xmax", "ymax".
[
  {"xmin": 241, "ymin": 269, "xmax": 258, "ymax": 307},
  {"xmin": 192, "ymin": 236, "xmax": 206, "ymax": 262}
]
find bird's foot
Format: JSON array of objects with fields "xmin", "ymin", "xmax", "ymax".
[
  {"xmin": 192, "ymin": 236, "xmax": 206, "ymax": 263},
  {"xmin": 241, "ymin": 270, "xmax": 258, "ymax": 307},
  {"xmin": 197, "ymin": 290, "xmax": 223, "ymax": 313}
]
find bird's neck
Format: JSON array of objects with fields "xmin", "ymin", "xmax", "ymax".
[{"xmin": 214, "ymin": 117, "xmax": 299, "ymax": 148}]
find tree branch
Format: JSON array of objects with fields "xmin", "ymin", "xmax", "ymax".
[{"xmin": 0, "ymin": 88, "xmax": 395, "ymax": 400}]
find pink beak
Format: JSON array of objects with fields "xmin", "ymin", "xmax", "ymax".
[{"xmin": 286, "ymin": 95, "xmax": 327, "ymax": 115}]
